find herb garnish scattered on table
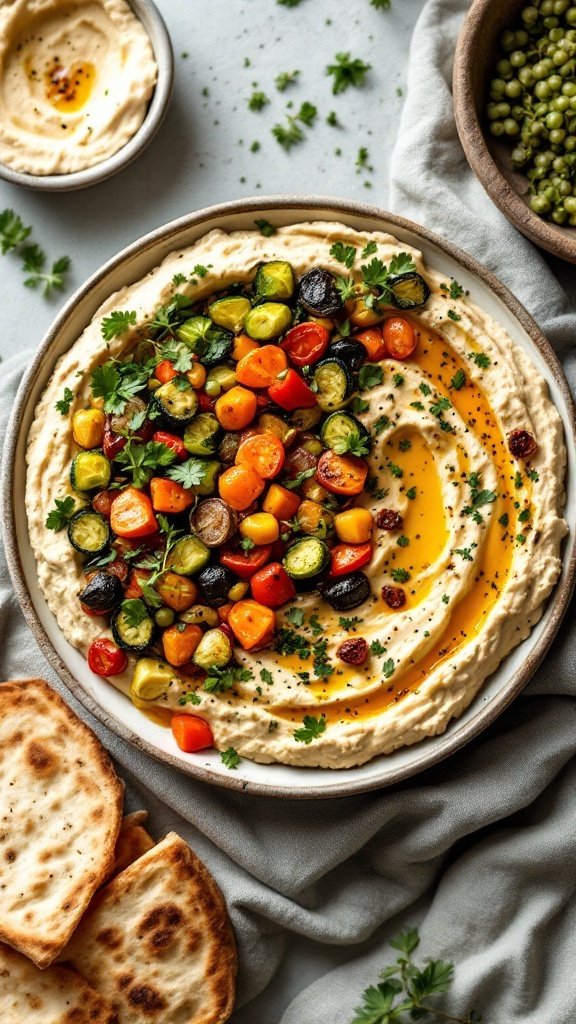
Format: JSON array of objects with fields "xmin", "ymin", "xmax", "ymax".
[
  {"xmin": 327, "ymin": 52, "xmax": 372, "ymax": 94},
  {"xmin": 0, "ymin": 209, "xmax": 71, "ymax": 298},
  {"xmin": 350, "ymin": 927, "xmax": 483, "ymax": 1024}
]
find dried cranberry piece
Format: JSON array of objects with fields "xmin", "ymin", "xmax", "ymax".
[
  {"xmin": 382, "ymin": 585, "xmax": 406, "ymax": 609},
  {"xmin": 507, "ymin": 429, "xmax": 538, "ymax": 460},
  {"xmin": 376, "ymin": 509, "xmax": 404, "ymax": 531},
  {"xmin": 337, "ymin": 637, "xmax": 369, "ymax": 665}
]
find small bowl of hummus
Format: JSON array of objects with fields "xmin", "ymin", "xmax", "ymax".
[{"xmin": 0, "ymin": 0, "xmax": 173, "ymax": 190}]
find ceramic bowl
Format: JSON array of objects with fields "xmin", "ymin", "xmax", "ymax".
[
  {"xmin": 3, "ymin": 197, "xmax": 575, "ymax": 798},
  {"xmin": 0, "ymin": 0, "xmax": 173, "ymax": 192},
  {"xmin": 453, "ymin": 0, "xmax": 576, "ymax": 263}
]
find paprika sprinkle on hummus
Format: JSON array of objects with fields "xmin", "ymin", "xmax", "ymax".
[{"xmin": 0, "ymin": 0, "xmax": 157, "ymax": 175}]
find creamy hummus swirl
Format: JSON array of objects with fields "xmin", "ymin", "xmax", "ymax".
[
  {"xmin": 25, "ymin": 223, "xmax": 568, "ymax": 768},
  {"xmin": 0, "ymin": 0, "xmax": 157, "ymax": 175}
]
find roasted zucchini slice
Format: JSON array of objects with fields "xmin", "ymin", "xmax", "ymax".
[
  {"xmin": 388, "ymin": 271, "xmax": 430, "ymax": 310},
  {"xmin": 254, "ymin": 261, "xmax": 295, "ymax": 300},
  {"xmin": 176, "ymin": 315, "xmax": 234, "ymax": 365},
  {"xmin": 183, "ymin": 413, "xmax": 222, "ymax": 456},
  {"xmin": 208, "ymin": 296, "xmax": 252, "ymax": 333},
  {"xmin": 130, "ymin": 657, "xmax": 179, "ymax": 702},
  {"xmin": 194, "ymin": 459, "xmax": 221, "ymax": 495},
  {"xmin": 283, "ymin": 537, "xmax": 330, "ymax": 580},
  {"xmin": 70, "ymin": 451, "xmax": 112, "ymax": 492},
  {"xmin": 153, "ymin": 380, "xmax": 198, "ymax": 427},
  {"xmin": 290, "ymin": 406, "xmax": 323, "ymax": 431},
  {"xmin": 320, "ymin": 412, "xmax": 370, "ymax": 453},
  {"xmin": 67, "ymin": 510, "xmax": 110, "ymax": 555},
  {"xmin": 167, "ymin": 534, "xmax": 211, "ymax": 575},
  {"xmin": 112, "ymin": 602, "xmax": 156, "ymax": 652},
  {"xmin": 244, "ymin": 302, "xmax": 292, "ymax": 340},
  {"xmin": 312, "ymin": 358, "xmax": 353, "ymax": 412}
]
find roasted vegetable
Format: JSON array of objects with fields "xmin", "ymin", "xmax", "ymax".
[
  {"xmin": 320, "ymin": 411, "xmax": 370, "ymax": 453},
  {"xmin": 327, "ymin": 337, "xmax": 367, "ymax": 372},
  {"xmin": 209, "ymin": 295, "xmax": 252, "ymax": 333},
  {"xmin": 192, "ymin": 627, "xmax": 233, "ymax": 670},
  {"xmin": 130, "ymin": 657, "xmax": 179, "ymax": 703},
  {"xmin": 283, "ymin": 536, "xmax": 330, "ymax": 580},
  {"xmin": 244, "ymin": 302, "xmax": 293, "ymax": 340},
  {"xmin": 312, "ymin": 358, "xmax": 353, "ymax": 412},
  {"xmin": 388, "ymin": 271, "xmax": 430, "ymax": 310},
  {"xmin": 79, "ymin": 571, "xmax": 123, "ymax": 613},
  {"xmin": 70, "ymin": 451, "xmax": 112, "ymax": 492},
  {"xmin": 183, "ymin": 413, "xmax": 222, "ymax": 456},
  {"xmin": 190, "ymin": 497, "xmax": 237, "ymax": 547},
  {"xmin": 254, "ymin": 260, "xmax": 295, "ymax": 300},
  {"xmin": 197, "ymin": 565, "xmax": 237, "ymax": 607},
  {"xmin": 296, "ymin": 500, "xmax": 334, "ymax": 540},
  {"xmin": 322, "ymin": 571, "xmax": 371, "ymax": 610},
  {"xmin": 298, "ymin": 268, "xmax": 344, "ymax": 317},
  {"xmin": 167, "ymin": 535, "xmax": 211, "ymax": 576},
  {"xmin": 153, "ymin": 380, "xmax": 199, "ymax": 427},
  {"xmin": 67, "ymin": 510, "xmax": 110, "ymax": 555},
  {"xmin": 111, "ymin": 604, "xmax": 155, "ymax": 652}
]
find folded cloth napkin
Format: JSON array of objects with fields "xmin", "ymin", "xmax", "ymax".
[{"xmin": 1, "ymin": 3, "xmax": 575, "ymax": 1022}]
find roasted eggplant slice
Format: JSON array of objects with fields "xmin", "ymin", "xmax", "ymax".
[
  {"xmin": 298, "ymin": 268, "xmax": 344, "ymax": 317},
  {"xmin": 313, "ymin": 358, "xmax": 353, "ymax": 412},
  {"xmin": 68, "ymin": 510, "xmax": 110, "ymax": 556},
  {"xmin": 388, "ymin": 272, "xmax": 430, "ymax": 310},
  {"xmin": 322, "ymin": 572, "xmax": 371, "ymax": 610},
  {"xmin": 197, "ymin": 564, "xmax": 237, "ymax": 606},
  {"xmin": 190, "ymin": 498, "xmax": 237, "ymax": 548},
  {"xmin": 328, "ymin": 337, "xmax": 367, "ymax": 372},
  {"xmin": 79, "ymin": 571, "xmax": 123, "ymax": 612}
]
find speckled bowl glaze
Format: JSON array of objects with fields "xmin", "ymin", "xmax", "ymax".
[
  {"xmin": 2, "ymin": 197, "xmax": 575, "ymax": 798},
  {"xmin": 0, "ymin": 0, "xmax": 173, "ymax": 192}
]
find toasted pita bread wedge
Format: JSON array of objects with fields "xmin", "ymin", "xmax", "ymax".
[
  {"xmin": 63, "ymin": 832, "xmax": 237, "ymax": 1024},
  {"xmin": 107, "ymin": 812, "xmax": 155, "ymax": 880},
  {"xmin": 0, "ymin": 679, "xmax": 123, "ymax": 968},
  {"xmin": 0, "ymin": 941, "xmax": 118, "ymax": 1022}
]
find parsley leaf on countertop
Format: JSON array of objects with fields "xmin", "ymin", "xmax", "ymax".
[
  {"xmin": 22, "ymin": 247, "xmax": 70, "ymax": 296},
  {"xmin": 0, "ymin": 208, "xmax": 31, "ymax": 252},
  {"xmin": 327, "ymin": 52, "xmax": 372, "ymax": 94}
]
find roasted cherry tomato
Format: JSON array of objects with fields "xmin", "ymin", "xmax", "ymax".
[
  {"xmin": 198, "ymin": 390, "xmax": 218, "ymax": 413},
  {"xmin": 220, "ymin": 544, "xmax": 273, "ymax": 580},
  {"xmin": 171, "ymin": 714, "xmax": 214, "ymax": 753},
  {"xmin": 279, "ymin": 322, "xmax": 330, "ymax": 367},
  {"xmin": 152, "ymin": 431, "xmax": 188, "ymax": 460},
  {"xmin": 102, "ymin": 424, "xmax": 127, "ymax": 460},
  {"xmin": 383, "ymin": 317, "xmax": 417, "ymax": 360},
  {"xmin": 250, "ymin": 562, "xmax": 297, "ymax": 608},
  {"xmin": 92, "ymin": 490, "xmax": 114, "ymax": 518},
  {"xmin": 330, "ymin": 542, "xmax": 372, "ymax": 577},
  {"xmin": 268, "ymin": 369, "xmax": 317, "ymax": 411},
  {"xmin": 155, "ymin": 359, "xmax": 178, "ymax": 384},
  {"xmin": 87, "ymin": 638, "xmax": 128, "ymax": 676},
  {"xmin": 316, "ymin": 450, "xmax": 368, "ymax": 496}
]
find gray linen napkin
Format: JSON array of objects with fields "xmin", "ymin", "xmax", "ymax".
[{"xmin": 1, "ymin": 2, "xmax": 576, "ymax": 1021}]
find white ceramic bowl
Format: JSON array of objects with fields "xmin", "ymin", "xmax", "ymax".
[
  {"xmin": 0, "ymin": 0, "xmax": 173, "ymax": 192},
  {"xmin": 3, "ymin": 197, "xmax": 575, "ymax": 798}
]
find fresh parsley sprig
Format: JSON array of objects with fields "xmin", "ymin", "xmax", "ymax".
[
  {"xmin": 114, "ymin": 439, "xmax": 176, "ymax": 489},
  {"xmin": 221, "ymin": 747, "xmax": 241, "ymax": 769},
  {"xmin": 350, "ymin": 927, "xmax": 482, "ymax": 1024},
  {"xmin": 101, "ymin": 310, "xmax": 137, "ymax": 341},
  {"xmin": 327, "ymin": 52, "xmax": 372, "ymax": 94},
  {"xmin": 90, "ymin": 360, "xmax": 151, "ymax": 415},
  {"xmin": 332, "ymin": 429, "xmax": 370, "ymax": 457},
  {"xmin": 0, "ymin": 209, "xmax": 31, "ymax": 253},
  {"xmin": 45, "ymin": 496, "xmax": 76, "ymax": 531},
  {"xmin": 21, "ymin": 247, "xmax": 70, "ymax": 297},
  {"xmin": 204, "ymin": 664, "xmax": 253, "ymax": 693},
  {"xmin": 293, "ymin": 714, "xmax": 326, "ymax": 743},
  {"xmin": 55, "ymin": 387, "xmax": 74, "ymax": 415}
]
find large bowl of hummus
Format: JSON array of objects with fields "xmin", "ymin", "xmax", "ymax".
[
  {"xmin": 3, "ymin": 197, "xmax": 575, "ymax": 797},
  {"xmin": 0, "ymin": 0, "xmax": 172, "ymax": 189}
]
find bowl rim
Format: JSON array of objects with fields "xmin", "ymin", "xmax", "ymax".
[
  {"xmin": 453, "ymin": 0, "xmax": 576, "ymax": 264},
  {"xmin": 2, "ymin": 194, "xmax": 575, "ymax": 799},
  {"xmin": 0, "ymin": 0, "xmax": 174, "ymax": 193}
]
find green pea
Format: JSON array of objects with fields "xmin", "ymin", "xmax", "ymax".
[
  {"xmin": 495, "ymin": 102, "xmax": 511, "ymax": 117},
  {"xmin": 552, "ymin": 207, "xmax": 568, "ymax": 223},
  {"xmin": 540, "ymin": 0, "xmax": 554, "ymax": 14},
  {"xmin": 548, "ymin": 74, "xmax": 563, "ymax": 91},
  {"xmin": 511, "ymin": 146, "xmax": 529, "ymax": 164},
  {"xmin": 496, "ymin": 58, "xmax": 513, "ymax": 77},
  {"xmin": 504, "ymin": 118, "xmax": 520, "ymax": 136},
  {"xmin": 531, "ymin": 195, "xmax": 552, "ymax": 213},
  {"xmin": 565, "ymin": 135, "xmax": 576, "ymax": 150},
  {"xmin": 567, "ymin": 11, "xmax": 576, "ymax": 27},
  {"xmin": 489, "ymin": 121, "xmax": 505, "ymax": 137},
  {"xmin": 535, "ymin": 151, "xmax": 553, "ymax": 168},
  {"xmin": 546, "ymin": 110, "xmax": 564, "ymax": 128},
  {"xmin": 552, "ymin": 95, "xmax": 570, "ymax": 110},
  {"xmin": 532, "ymin": 61, "xmax": 549, "ymax": 80},
  {"xmin": 543, "ymin": 15, "xmax": 560, "ymax": 27},
  {"xmin": 549, "ymin": 27, "xmax": 565, "ymax": 42},
  {"xmin": 519, "ymin": 67, "xmax": 534, "ymax": 86},
  {"xmin": 521, "ymin": 6, "xmax": 539, "ymax": 26},
  {"xmin": 562, "ymin": 81, "xmax": 576, "ymax": 96},
  {"xmin": 505, "ymin": 79, "xmax": 523, "ymax": 98},
  {"xmin": 490, "ymin": 78, "xmax": 507, "ymax": 97},
  {"xmin": 510, "ymin": 50, "xmax": 527, "ymax": 68},
  {"xmin": 553, "ymin": 0, "xmax": 569, "ymax": 12},
  {"xmin": 558, "ymin": 180, "xmax": 573, "ymax": 195},
  {"xmin": 204, "ymin": 379, "xmax": 222, "ymax": 397},
  {"xmin": 500, "ymin": 30, "xmax": 516, "ymax": 52},
  {"xmin": 550, "ymin": 127, "xmax": 567, "ymax": 143},
  {"xmin": 553, "ymin": 155, "xmax": 568, "ymax": 171},
  {"xmin": 564, "ymin": 195, "xmax": 576, "ymax": 213},
  {"xmin": 155, "ymin": 607, "xmax": 175, "ymax": 628},
  {"xmin": 535, "ymin": 80, "xmax": 551, "ymax": 99},
  {"xmin": 487, "ymin": 103, "xmax": 500, "ymax": 120}
]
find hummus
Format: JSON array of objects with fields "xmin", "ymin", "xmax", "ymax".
[
  {"xmin": 0, "ymin": 0, "xmax": 157, "ymax": 175},
  {"xmin": 25, "ymin": 222, "xmax": 568, "ymax": 769}
]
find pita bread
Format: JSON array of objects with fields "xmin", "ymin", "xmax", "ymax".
[
  {"xmin": 0, "ymin": 941, "xmax": 118, "ymax": 1023},
  {"xmin": 107, "ymin": 812, "xmax": 155, "ymax": 880},
  {"xmin": 63, "ymin": 832, "xmax": 237, "ymax": 1024},
  {"xmin": 0, "ymin": 679, "xmax": 123, "ymax": 968}
]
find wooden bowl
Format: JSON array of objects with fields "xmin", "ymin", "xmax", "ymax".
[{"xmin": 453, "ymin": 0, "xmax": 576, "ymax": 263}]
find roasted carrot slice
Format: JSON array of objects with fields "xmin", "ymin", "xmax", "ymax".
[
  {"xmin": 228, "ymin": 599, "xmax": 276, "ymax": 651},
  {"xmin": 110, "ymin": 487, "xmax": 158, "ymax": 538},
  {"xmin": 215, "ymin": 386, "xmax": 258, "ymax": 431},
  {"xmin": 261, "ymin": 483, "xmax": 301, "ymax": 521},
  {"xmin": 218, "ymin": 465, "xmax": 265, "ymax": 510},
  {"xmin": 162, "ymin": 624, "xmax": 203, "ymax": 666},
  {"xmin": 171, "ymin": 714, "xmax": 214, "ymax": 752}
]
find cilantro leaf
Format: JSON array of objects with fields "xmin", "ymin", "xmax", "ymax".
[
  {"xmin": 359, "ymin": 364, "xmax": 384, "ymax": 391},
  {"xmin": 447, "ymin": 308, "xmax": 461, "ymax": 322},
  {"xmin": 370, "ymin": 640, "xmax": 386, "ymax": 656},
  {"xmin": 22, "ymin": 247, "xmax": 70, "ymax": 296},
  {"xmin": 275, "ymin": 69, "xmax": 300, "ymax": 91},
  {"xmin": 203, "ymin": 663, "xmax": 253, "ymax": 693},
  {"xmin": 296, "ymin": 101, "xmax": 317, "ymax": 126},
  {"xmin": 327, "ymin": 52, "xmax": 372, "ymax": 94},
  {"xmin": 160, "ymin": 340, "xmax": 194, "ymax": 373},
  {"xmin": 388, "ymin": 252, "xmax": 416, "ymax": 276},
  {"xmin": 335, "ymin": 275, "xmax": 356, "ymax": 301},
  {"xmin": 101, "ymin": 310, "xmax": 137, "ymax": 341},
  {"xmin": 179, "ymin": 691, "xmax": 201, "ymax": 706},
  {"xmin": 450, "ymin": 368, "xmax": 467, "ymax": 390},
  {"xmin": 285, "ymin": 607, "xmax": 305, "ymax": 627},
  {"xmin": 115, "ymin": 439, "xmax": 176, "ymax": 488},
  {"xmin": 361, "ymin": 241, "xmax": 378, "ymax": 258},
  {"xmin": 351, "ymin": 979, "xmax": 403, "ymax": 1023},
  {"xmin": 45, "ymin": 496, "xmax": 75, "ymax": 531},
  {"xmin": 293, "ymin": 714, "xmax": 326, "ymax": 743},
  {"xmin": 0, "ymin": 208, "xmax": 31, "ymax": 253},
  {"xmin": 166, "ymin": 457, "xmax": 211, "ymax": 490},
  {"xmin": 469, "ymin": 351, "xmax": 490, "ymax": 369},
  {"xmin": 120, "ymin": 599, "xmax": 149, "ymax": 628},
  {"xmin": 248, "ymin": 91, "xmax": 269, "ymax": 111},
  {"xmin": 272, "ymin": 116, "xmax": 305, "ymax": 150},
  {"xmin": 382, "ymin": 658, "xmax": 395, "ymax": 679},
  {"xmin": 221, "ymin": 747, "xmax": 241, "ymax": 770},
  {"xmin": 283, "ymin": 467, "xmax": 316, "ymax": 490},
  {"xmin": 351, "ymin": 396, "xmax": 370, "ymax": 414},
  {"xmin": 329, "ymin": 241, "xmax": 356, "ymax": 269},
  {"xmin": 255, "ymin": 219, "xmax": 276, "ymax": 237},
  {"xmin": 260, "ymin": 668, "xmax": 274, "ymax": 684},
  {"xmin": 391, "ymin": 568, "xmax": 410, "ymax": 583},
  {"xmin": 55, "ymin": 387, "xmax": 74, "ymax": 415},
  {"xmin": 332, "ymin": 429, "xmax": 370, "ymax": 457},
  {"xmin": 339, "ymin": 615, "xmax": 362, "ymax": 631}
]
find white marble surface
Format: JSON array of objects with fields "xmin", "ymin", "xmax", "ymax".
[{"xmin": 0, "ymin": 0, "xmax": 427, "ymax": 360}]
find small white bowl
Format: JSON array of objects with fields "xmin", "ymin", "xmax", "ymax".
[{"xmin": 0, "ymin": 0, "xmax": 173, "ymax": 192}]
